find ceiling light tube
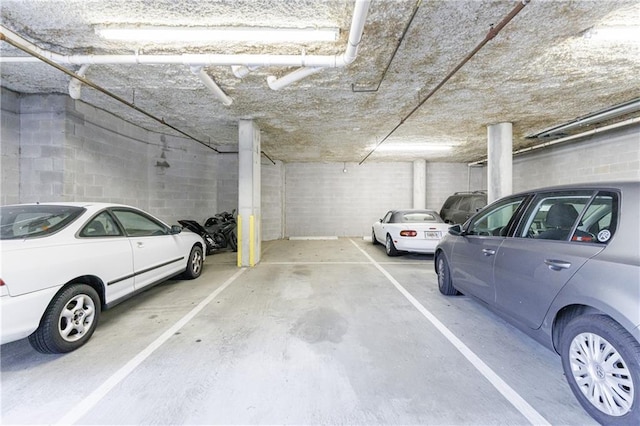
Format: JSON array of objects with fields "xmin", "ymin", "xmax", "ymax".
[
  {"xmin": 527, "ymin": 97, "xmax": 640, "ymax": 139},
  {"xmin": 95, "ymin": 26, "xmax": 339, "ymax": 43}
]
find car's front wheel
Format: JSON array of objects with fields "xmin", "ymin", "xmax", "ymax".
[
  {"xmin": 183, "ymin": 245, "xmax": 204, "ymax": 279},
  {"xmin": 436, "ymin": 254, "xmax": 459, "ymax": 296},
  {"xmin": 560, "ymin": 314, "xmax": 640, "ymax": 425},
  {"xmin": 28, "ymin": 284, "xmax": 101, "ymax": 354},
  {"xmin": 371, "ymin": 228, "xmax": 378, "ymax": 245},
  {"xmin": 385, "ymin": 234, "xmax": 399, "ymax": 256}
]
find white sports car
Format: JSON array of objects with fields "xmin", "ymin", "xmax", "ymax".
[
  {"xmin": 372, "ymin": 209, "xmax": 450, "ymax": 256},
  {"xmin": 0, "ymin": 202, "xmax": 206, "ymax": 354}
]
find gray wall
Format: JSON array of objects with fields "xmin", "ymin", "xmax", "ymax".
[
  {"xmin": 1, "ymin": 89, "xmax": 218, "ymax": 225},
  {"xmin": 512, "ymin": 125, "xmax": 640, "ymax": 191}
]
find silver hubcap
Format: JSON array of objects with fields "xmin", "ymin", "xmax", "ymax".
[
  {"xmin": 191, "ymin": 250, "xmax": 202, "ymax": 274},
  {"xmin": 385, "ymin": 237, "xmax": 391, "ymax": 253},
  {"xmin": 437, "ymin": 258, "xmax": 445, "ymax": 287},
  {"xmin": 59, "ymin": 294, "xmax": 96, "ymax": 342},
  {"xmin": 569, "ymin": 332, "xmax": 634, "ymax": 416}
]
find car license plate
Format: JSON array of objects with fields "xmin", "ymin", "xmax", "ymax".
[{"xmin": 425, "ymin": 231, "xmax": 441, "ymax": 239}]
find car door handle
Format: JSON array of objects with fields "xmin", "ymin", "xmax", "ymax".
[
  {"xmin": 137, "ymin": 242, "xmax": 144, "ymax": 248},
  {"xmin": 482, "ymin": 248, "xmax": 496, "ymax": 256},
  {"xmin": 544, "ymin": 259, "xmax": 571, "ymax": 271}
]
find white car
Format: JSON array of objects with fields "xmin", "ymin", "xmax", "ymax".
[
  {"xmin": 372, "ymin": 209, "xmax": 450, "ymax": 256},
  {"xmin": 0, "ymin": 202, "xmax": 206, "ymax": 354}
]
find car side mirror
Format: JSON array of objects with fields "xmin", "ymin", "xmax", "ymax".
[
  {"xmin": 170, "ymin": 225, "xmax": 182, "ymax": 234},
  {"xmin": 448, "ymin": 224, "xmax": 465, "ymax": 236}
]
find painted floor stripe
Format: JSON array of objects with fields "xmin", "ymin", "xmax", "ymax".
[
  {"xmin": 349, "ymin": 239, "xmax": 551, "ymax": 426},
  {"xmin": 56, "ymin": 268, "xmax": 247, "ymax": 425}
]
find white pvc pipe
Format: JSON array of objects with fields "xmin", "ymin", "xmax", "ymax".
[
  {"xmin": 266, "ymin": 0, "xmax": 371, "ymax": 90},
  {"xmin": 267, "ymin": 66, "xmax": 324, "ymax": 90},
  {"xmin": 0, "ymin": 0, "xmax": 372, "ymax": 89},
  {"xmin": 68, "ymin": 63, "xmax": 90, "ymax": 99},
  {"xmin": 190, "ymin": 66, "xmax": 233, "ymax": 106}
]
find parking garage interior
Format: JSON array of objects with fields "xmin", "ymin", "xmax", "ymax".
[{"xmin": 1, "ymin": 0, "xmax": 640, "ymax": 425}]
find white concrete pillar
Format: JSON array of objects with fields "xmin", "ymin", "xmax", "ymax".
[
  {"xmin": 237, "ymin": 120, "xmax": 261, "ymax": 267},
  {"xmin": 487, "ymin": 122, "xmax": 513, "ymax": 203},
  {"xmin": 413, "ymin": 160, "xmax": 426, "ymax": 209}
]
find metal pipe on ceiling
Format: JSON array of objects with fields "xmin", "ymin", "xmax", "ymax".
[
  {"xmin": 0, "ymin": 30, "xmax": 221, "ymax": 153},
  {"xmin": 0, "ymin": 0, "xmax": 372, "ymax": 91},
  {"xmin": 358, "ymin": 0, "xmax": 530, "ymax": 165}
]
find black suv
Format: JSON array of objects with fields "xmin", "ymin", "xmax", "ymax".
[{"xmin": 439, "ymin": 190, "xmax": 487, "ymax": 224}]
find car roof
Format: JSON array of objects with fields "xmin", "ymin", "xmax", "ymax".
[
  {"xmin": 511, "ymin": 180, "xmax": 639, "ymax": 197},
  {"xmin": 390, "ymin": 209, "xmax": 440, "ymax": 215},
  {"xmin": 1, "ymin": 202, "xmax": 138, "ymax": 213}
]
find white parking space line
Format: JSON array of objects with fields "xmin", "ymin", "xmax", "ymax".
[
  {"xmin": 55, "ymin": 268, "xmax": 247, "ymax": 426},
  {"xmin": 349, "ymin": 239, "xmax": 551, "ymax": 426}
]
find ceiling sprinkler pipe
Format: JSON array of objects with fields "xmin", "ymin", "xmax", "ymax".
[
  {"xmin": 68, "ymin": 63, "xmax": 90, "ymax": 99},
  {"xmin": 267, "ymin": 0, "xmax": 371, "ymax": 89},
  {"xmin": 190, "ymin": 65, "xmax": 233, "ymax": 106},
  {"xmin": 341, "ymin": 0, "xmax": 371, "ymax": 65},
  {"xmin": 267, "ymin": 66, "xmax": 324, "ymax": 90},
  {"xmin": 231, "ymin": 65, "xmax": 261, "ymax": 78}
]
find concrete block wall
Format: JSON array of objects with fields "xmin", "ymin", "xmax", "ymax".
[
  {"xmin": 426, "ymin": 162, "xmax": 485, "ymax": 211},
  {"xmin": 512, "ymin": 125, "xmax": 640, "ymax": 191},
  {"xmin": 284, "ymin": 162, "xmax": 413, "ymax": 237},
  {"xmin": 1, "ymin": 88, "xmax": 21, "ymax": 205},
  {"xmin": 216, "ymin": 153, "xmax": 238, "ymax": 216},
  {"xmin": 1, "ymin": 91, "xmax": 218, "ymax": 226}
]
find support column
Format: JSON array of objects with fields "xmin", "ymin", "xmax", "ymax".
[
  {"xmin": 413, "ymin": 160, "xmax": 426, "ymax": 209},
  {"xmin": 487, "ymin": 122, "xmax": 513, "ymax": 204},
  {"xmin": 237, "ymin": 120, "xmax": 261, "ymax": 267}
]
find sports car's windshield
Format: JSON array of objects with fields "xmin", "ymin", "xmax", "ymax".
[{"xmin": 0, "ymin": 205, "xmax": 85, "ymax": 240}]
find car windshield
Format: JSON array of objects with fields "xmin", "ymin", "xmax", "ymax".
[{"xmin": 0, "ymin": 205, "xmax": 85, "ymax": 240}]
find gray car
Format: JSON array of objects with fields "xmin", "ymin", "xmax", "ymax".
[{"xmin": 434, "ymin": 181, "xmax": 640, "ymax": 425}]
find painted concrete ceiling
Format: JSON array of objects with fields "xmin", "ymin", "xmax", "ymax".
[{"xmin": 1, "ymin": 0, "xmax": 639, "ymax": 163}]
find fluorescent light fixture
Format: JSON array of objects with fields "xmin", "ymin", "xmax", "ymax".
[
  {"xmin": 584, "ymin": 26, "xmax": 640, "ymax": 42},
  {"xmin": 375, "ymin": 144, "xmax": 454, "ymax": 152},
  {"xmin": 95, "ymin": 26, "xmax": 339, "ymax": 43},
  {"xmin": 527, "ymin": 97, "xmax": 640, "ymax": 139}
]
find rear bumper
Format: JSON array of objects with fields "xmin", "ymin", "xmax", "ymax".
[{"xmin": 394, "ymin": 238, "xmax": 440, "ymax": 254}]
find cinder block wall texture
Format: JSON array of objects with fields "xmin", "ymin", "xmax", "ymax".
[
  {"xmin": 1, "ymin": 89, "xmax": 218, "ymax": 226},
  {"xmin": 512, "ymin": 125, "xmax": 640, "ymax": 191}
]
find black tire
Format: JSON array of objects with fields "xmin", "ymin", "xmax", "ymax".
[
  {"xmin": 28, "ymin": 284, "xmax": 101, "ymax": 354},
  {"xmin": 436, "ymin": 253, "xmax": 459, "ymax": 296},
  {"xmin": 229, "ymin": 232, "xmax": 237, "ymax": 252},
  {"xmin": 372, "ymin": 228, "xmax": 379, "ymax": 245},
  {"xmin": 560, "ymin": 314, "xmax": 640, "ymax": 425},
  {"xmin": 182, "ymin": 245, "xmax": 204, "ymax": 279},
  {"xmin": 385, "ymin": 234, "xmax": 400, "ymax": 256}
]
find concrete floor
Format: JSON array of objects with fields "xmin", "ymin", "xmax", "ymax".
[{"xmin": 1, "ymin": 238, "xmax": 596, "ymax": 425}]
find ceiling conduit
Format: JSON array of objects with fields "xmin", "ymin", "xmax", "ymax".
[
  {"xmin": 358, "ymin": 0, "xmax": 530, "ymax": 165},
  {"xmin": 0, "ymin": 0, "xmax": 372, "ymax": 96},
  {"xmin": 267, "ymin": 0, "xmax": 371, "ymax": 90}
]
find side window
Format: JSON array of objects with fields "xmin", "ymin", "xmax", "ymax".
[
  {"xmin": 382, "ymin": 212, "xmax": 393, "ymax": 223},
  {"xmin": 519, "ymin": 191, "xmax": 592, "ymax": 241},
  {"xmin": 575, "ymin": 192, "xmax": 617, "ymax": 244},
  {"xmin": 457, "ymin": 198, "xmax": 471, "ymax": 211},
  {"xmin": 112, "ymin": 209, "xmax": 168, "ymax": 237},
  {"xmin": 80, "ymin": 211, "xmax": 122, "ymax": 237},
  {"xmin": 467, "ymin": 196, "xmax": 526, "ymax": 236}
]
